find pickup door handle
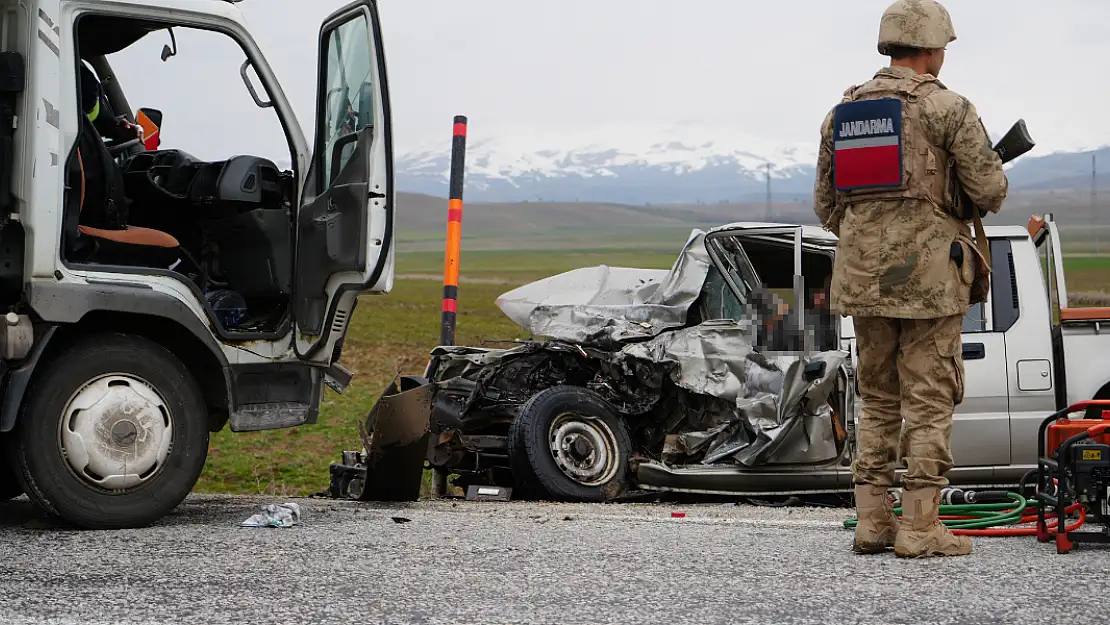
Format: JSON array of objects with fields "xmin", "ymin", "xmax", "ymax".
[{"xmin": 963, "ymin": 343, "xmax": 985, "ymax": 360}]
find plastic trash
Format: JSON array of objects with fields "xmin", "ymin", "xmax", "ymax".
[
  {"xmin": 241, "ymin": 503, "xmax": 301, "ymax": 528},
  {"xmin": 206, "ymin": 289, "xmax": 248, "ymax": 329}
]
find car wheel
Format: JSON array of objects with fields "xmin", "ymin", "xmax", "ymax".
[
  {"xmin": 8, "ymin": 333, "xmax": 209, "ymax": 529},
  {"xmin": 508, "ymin": 386, "xmax": 632, "ymax": 502}
]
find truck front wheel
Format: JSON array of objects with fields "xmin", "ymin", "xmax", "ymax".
[{"xmin": 7, "ymin": 334, "xmax": 209, "ymax": 529}]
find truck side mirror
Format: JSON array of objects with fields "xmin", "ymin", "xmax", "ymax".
[{"xmin": 137, "ymin": 107, "xmax": 162, "ymax": 150}]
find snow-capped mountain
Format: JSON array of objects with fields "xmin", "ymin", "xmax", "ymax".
[
  {"xmin": 396, "ymin": 121, "xmax": 1110, "ymax": 205},
  {"xmin": 397, "ymin": 122, "xmax": 821, "ymax": 204}
]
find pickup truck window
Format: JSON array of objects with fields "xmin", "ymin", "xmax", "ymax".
[
  {"xmin": 963, "ymin": 303, "xmax": 986, "ymax": 333},
  {"xmin": 962, "ymin": 239, "xmax": 1019, "ymax": 334},
  {"xmin": 707, "ymin": 236, "xmax": 759, "ymax": 306},
  {"xmin": 699, "ymin": 264, "xmax": 747, "ymax": 322},
  {"xmin": 1035, "ymin": 235, "xmax": 1062, "ymax": 325},
  {"xmin": 991, "ymin": 239, "xmax": 1019, "ymax": 333}
]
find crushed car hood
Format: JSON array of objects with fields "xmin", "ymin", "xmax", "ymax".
[{"xmin": 495, "ymin": 230, "xmax": 712, "ymax": 348}]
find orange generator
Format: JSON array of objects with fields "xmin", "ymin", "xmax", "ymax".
[{"xmin": 1035, "ymin": 401, "xmax": 1110, "ymax": 553}]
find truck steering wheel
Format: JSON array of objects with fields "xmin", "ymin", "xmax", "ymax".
[{"xmin": 106, "ymin": 137, "xmax": 142, "ymax": 157}]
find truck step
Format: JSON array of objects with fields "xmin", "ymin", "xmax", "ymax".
[{"xmin": 229, "ymin": 402, "xmax": 312, "ymax": 432}]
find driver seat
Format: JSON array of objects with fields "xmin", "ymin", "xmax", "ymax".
[
  {"xmin": 74, "ymin": 146, "xmax": 178, "ymax": 249},
  {"xmin": 68, "ymin": 63, "xmax": 179, "ymax": 260}
]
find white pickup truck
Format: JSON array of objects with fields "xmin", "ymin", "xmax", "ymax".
[
  {"xmin": 639, "ymin": 214, "xmax": 1102, "ymax": 493},
  {"xmin": 823, "ymin": 212, "xmax": 1108, "ymax": 487},
  {"xmin": 643, "ymin": 212, "xmax": 1110, "ymax": 493}
]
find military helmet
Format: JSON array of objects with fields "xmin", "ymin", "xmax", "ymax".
[{"xmin": 877, "ymin": 0, "xmax": 957, "ymax": 55}]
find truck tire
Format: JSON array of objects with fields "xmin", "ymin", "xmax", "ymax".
[
  {"xmin": 7, "ymin": 333, "xmax": 209, "ymax": 529},
  {"xmin": 508, "ymin": 386, "xmax": 632, "ymax": 502}
]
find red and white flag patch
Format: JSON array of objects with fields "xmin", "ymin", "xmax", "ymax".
[{"xmin": 833, "ymin": 98, "xmax": 903, "ymax": 191}]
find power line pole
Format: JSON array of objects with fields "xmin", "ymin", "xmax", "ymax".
[
  {"xmin": 765, "ymin": 162, "xmax": 772, "ymax": 222},
  {"xmin": 1093, "ymin": 153, "xmax": 1099, "ymax": 254}
]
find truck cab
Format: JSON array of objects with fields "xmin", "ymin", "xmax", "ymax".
[{"xmin": 0, "ymin": 0, "xmax": 395, "ymax": 528}]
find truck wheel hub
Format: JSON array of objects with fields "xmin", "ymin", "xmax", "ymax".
[
  {"xmin": 549, "ymin": 413, "xmax": 619, "ymax": 486},
  {"xmin": 59, "ymin": 374, "xmax": 174, "ymax": 491}
]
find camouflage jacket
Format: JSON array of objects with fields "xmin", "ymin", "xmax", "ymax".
[{"xmin": 813, "ymin": 66, "xmax": 1009, "ymax": 319}]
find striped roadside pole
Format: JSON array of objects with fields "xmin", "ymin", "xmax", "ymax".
[{"xmin": 441, "ymin": 115, "xmax": 468, "ymax": 347}]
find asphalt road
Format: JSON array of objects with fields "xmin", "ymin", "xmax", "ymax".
[{"xmin": 1, "ymin": 494, "xmax": 1107, "ymax": 625}]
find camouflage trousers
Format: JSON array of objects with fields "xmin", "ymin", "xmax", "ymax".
[{"xmin": 851, "ymin": 314, "xmax": 965, "ymax": 491}]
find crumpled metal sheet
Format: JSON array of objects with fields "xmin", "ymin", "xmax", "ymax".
[
  {"xmin": 617, "ymin": 319, "xmax": 768, "ymax": 404},
  {"xmin": 495, "ymin": 230, "xmax": 711, "ymax": 348},
  {"xmin": 356, "ymin": 375, "xmax": 434, "ymax": 502},
  {"xmin": 725, "ymin": 351, "xmax": 847, "ymax": 467},
  {"xmin": 616, "ymin": 320, "xmax": 847, "ymax": 466}
]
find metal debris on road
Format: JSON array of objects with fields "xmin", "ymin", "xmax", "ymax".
[{"xmin": 466, "ymin": 485, "xmax": 512, "ymax": 501}]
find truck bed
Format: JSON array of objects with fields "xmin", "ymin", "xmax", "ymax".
[{"xmin": 1058, "ymin": 309, "xmax": 1110, "ymax": 406}]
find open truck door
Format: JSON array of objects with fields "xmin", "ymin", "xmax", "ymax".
[{"xmin": 295, "ymin": 1, "xmax": 394, "ymax": 364}]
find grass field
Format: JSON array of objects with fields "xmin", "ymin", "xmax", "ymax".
[
  {"xmin": 194, "ymin": 250, "xmax": 680, "ymax": 497},
  {"xmin": 195, "ymin": 248, "xmax": 1110, "ymax": 498}
]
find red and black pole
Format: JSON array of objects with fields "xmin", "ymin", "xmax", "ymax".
[{"xmin": 440, "ymin": 115, "xmax": 467, "ymax": 346}]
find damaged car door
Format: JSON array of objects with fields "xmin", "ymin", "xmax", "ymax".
[{"xmin": 633, "ymin": 226, "xmax": 856, "ymax": 497}]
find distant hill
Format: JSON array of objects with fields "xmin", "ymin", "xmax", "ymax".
[
  {"xmin": 393, "ymin": 127, "xmax": 1110, "ymax": 252},
  {"xmin": 396, "ymin": 122, "xmax": 1110, "ymax": 207},
  {"xmin": 395, "ymin": 188, "xmax": 1107, "ymax": 254}
]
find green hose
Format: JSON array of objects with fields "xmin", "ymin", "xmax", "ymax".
[{"xmin": 842, "ymin": 492, "xmax": 1035, "ymax": 530}]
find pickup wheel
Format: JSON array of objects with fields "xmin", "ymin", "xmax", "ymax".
[
  {"xmin": 7, "ymin": 334, "xmax": 209, "ymax": 529},
  {"xmin": 508, "ymin": 386, "xmax": 632, "ymax": 503}
]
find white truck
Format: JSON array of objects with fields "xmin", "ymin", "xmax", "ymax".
[{"xmin": 0, "ymin": 0, "xmax": 396, "ymax": 528}]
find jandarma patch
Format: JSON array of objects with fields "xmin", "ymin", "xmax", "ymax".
[{"xmin": 833, "ymin": 97, "xmax": 903, "ymax": 191}]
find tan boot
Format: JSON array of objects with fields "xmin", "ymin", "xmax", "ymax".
[
  {"xmin": 894, "ymin": 486, "xmax": 972, "ymax": 558},
  {"xmin": 852, "ymin": 484, "xmax": 897, "ymax": 554}
]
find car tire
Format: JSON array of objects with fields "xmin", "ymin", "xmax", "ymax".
[
  {"xmin": 7, "ymin": 333, "xmax": 209, "ymax": 529},
  {"xmin": 508, "ymin": 386, "xmax": 632, "ymax": 502}
]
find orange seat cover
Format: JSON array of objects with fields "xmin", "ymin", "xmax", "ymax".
[{"xmin": 78, "ymin": 225, "xmax": 179, "ymax": 248}]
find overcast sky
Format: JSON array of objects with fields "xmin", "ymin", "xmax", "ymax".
[{"xmin": 107, "ymin": 0, "xmax": 1110, "ymax": 164}]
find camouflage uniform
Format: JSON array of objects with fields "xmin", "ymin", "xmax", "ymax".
[
  {"xmin": 814, "ymin": 0, "xmax": 1009, "ymax": 558},
  {"xmin": 815, "ymin": 64, "xmax": 1008, "ymax": 489}
]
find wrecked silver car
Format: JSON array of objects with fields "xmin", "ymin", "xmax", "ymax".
[{"xmin": 332, "ymin": 224, "xmax": 863, "ymax": 502}]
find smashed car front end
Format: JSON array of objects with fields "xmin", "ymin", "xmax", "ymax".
[{"xmin": 334, "ymin": 225, "xmax": 859, "ymax": 501}]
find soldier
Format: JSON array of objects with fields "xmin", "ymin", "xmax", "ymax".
[{"xmin": 813, "ymin": 0, "xmax": 1008, "ymax": 558}]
